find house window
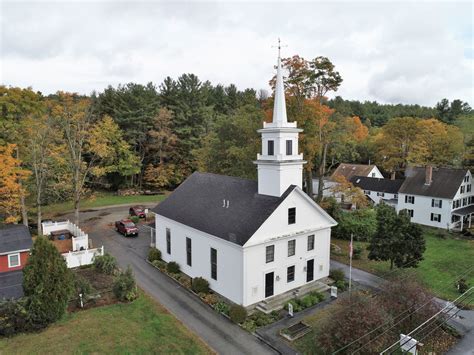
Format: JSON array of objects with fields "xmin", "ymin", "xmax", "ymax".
[
  {"xmin": 364, "ymin": 190, "xmax": 370, "ymax": 195},
  {"xmin": 394, "ymin": 194, "xmax": 398, "ymax": 199},
  {"xmin": 288, "ymin": 207, "xmax": 296, "ymax": 224},
  {"xmin": 266, "ymin": 245, "xmax": 274, "ymax": 263},
  {"xmin": 186, "ymin": 237, "xmax": 192, "ymax": 267},
  {"xmin": 288, "ymin": 240, "xmax": 296, "ymax": 257},
  {"xmin": 210, "ymin": 248, "xmax": 217, "ymax": 280},
  {"xmin": 286, "ymin": 140, "xmax": 292, "ymax": 155},
  {"xmin": 377, "ymin": 192, "xmax": 385, "ymax": 197},
  {"xmin": 287, "ymin": 265, "xmax": 295, "ymax": 283},
  {"xmin": 463, "ymin": 198, "xmax": 467, "ymax": 206},
  {"xmin": 431, "ymin": 213, "xmax": 441, "ymax": 222},
  {"xmin": 464, "ymin": 175, "xmax": 470, "ymax": 183},
  {"xmin": 166, "ymin": 228, "xmax": 171, "ymax": 254},
  {"xmin": 407, "ymin": 209, "xmax": 414, "ymax": 218},
  {"xmin": 432, "ymin": 199, "xmax": 442, "ymax": 208},
  {"xmin": 405, "ymin": 195, "xmax": 415, "ymax": 204},
  {"xmin": 267, "ymin": 140, "xmax": 274, "ymax": 156},
  {"xmin": 8, "ymin": 253, "xmax": 20, "ymax": 268},
  {"xmin": 307, "ymin": 234, "xmax": 315, "ymax": 251},
  {"xmin": 461, "ymin": 186, "xmax": 465, "ymax": 194},
  {"xmin": 468, "ymin": 185, "xmax": 472, "ymax": 193},
  {"xmin": 371, "ymin": 173, "xmax": 376, "ymax": 177}
]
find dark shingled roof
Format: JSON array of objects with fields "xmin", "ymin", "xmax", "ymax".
[
  {"xmin": 350, "ymin": 176, "xmax": 404, "ymax": 194},
  {"xmin": 0, "ymin": 224, "xmax": 33, "ymax": 254},
  {"xmin": 399, "ymin": 167, "xmax": 468, "ymax": 199},
  {"xmin": 152, "ymin": 172, "xmax": 296, "ymax": 246},
  {"xmin": 331, "ymin": 163, "xmax": 378, "ymax": 181},
  {"xmin": 0, "ymin": 270, "xmax": 24, "ymax": 300}
]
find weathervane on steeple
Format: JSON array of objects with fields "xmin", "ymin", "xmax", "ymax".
[{"xmin": 272, "ymin": 38, "xmax": 287, "ymax": 59}]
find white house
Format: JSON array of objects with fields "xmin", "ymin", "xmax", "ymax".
[
  {"xmin": 397, "ymin": 166, "xmax": 473, "ymax": 230},
  {"xmin": 152, "ymin": 54, "xmax": 337, "ymax": 308},
  {"xmin": 350, "ymin": 175, "xmax": 404, "ymax": 207},
  {"xmin": 313, "ymin": 163, "xmax": 384, "ymax": 201},
  {"xmin": 41, "ymin": 220, "xmax": 104, "ymax": 268}
]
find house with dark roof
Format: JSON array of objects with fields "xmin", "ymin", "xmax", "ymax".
[
  {"xmin": 152, "ymin": 55, "xmax": 337, "ymax": 310},
  {"xmin": 397, "ymin": 166, "xmax": 473, "ymax": 230},
  {"xmin": 350, "ymin": 175, "xmax": 405, "ymax": 207},
  {"xmin": 0, "ymin": 224, "xmax": 33, "ymax": 299}
]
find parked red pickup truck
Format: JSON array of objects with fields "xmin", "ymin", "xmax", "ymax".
[
  {"xmin": 129, "ymin": 206, "xmax": 146, "ymax": 218},
  {"xmin": 115, "ymin": 219, "xmax": 139, "ymax": 237}
]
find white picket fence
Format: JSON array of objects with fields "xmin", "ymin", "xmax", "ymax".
[{"xmin": 62, "ymin": 246, "xmax": 104, "ymax": 268}]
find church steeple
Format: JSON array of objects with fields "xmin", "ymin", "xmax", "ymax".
[
  {"xmin": 272, "ymin": 55, "xmax": 288, "ymax": 125},
  {"xmin": 253, "ymin": 42, "xmax": 306, "ymax": 197}
]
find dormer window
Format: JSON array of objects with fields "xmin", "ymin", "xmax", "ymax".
[
  {"xmin": 286, "ymin": 140, "xmax": 292, "ymax": 155},
  {"xmin": 267, "ymin": 140, "xmax": 274, "ymax": 156}
]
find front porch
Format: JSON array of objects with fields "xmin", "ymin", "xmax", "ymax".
[
  {"xmin": 255, "ymin": 279, "xmax": 330, "ymax": 314},
  {"xmin": 450, "ymin": 205, "xmax": 474, "ymax": 231}
]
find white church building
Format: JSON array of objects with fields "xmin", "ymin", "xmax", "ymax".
[{"xmin": 152, "ymin": 53, "xmax": 337, "ymax": 308}]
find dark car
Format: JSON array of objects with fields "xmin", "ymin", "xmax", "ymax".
[
  {"xmin": 115, "ymin": 219, "xmax": 139, "ymax": 237},
  {"xmin": 129, "ymin": 206, "xmax": 146, "ymax": 218}
]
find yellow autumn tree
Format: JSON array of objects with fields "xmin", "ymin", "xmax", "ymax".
[
  {"xmin": 0, "ymin": 144, "xmax": 31, "ymax": 223},
  {"xmin": 331, "ymin": 174, "xmax": 369, "ymax": 208}
]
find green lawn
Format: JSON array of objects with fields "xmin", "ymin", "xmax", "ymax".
[
  {"xmin": 38, "ymin": 192, "xmax": 168, "ymax": 217},
  {"xmin": 0, "ymin": 292, "xmax": 212, "ymax": 354},
  {"xmin": 331, "ymin": 227, "xmax": 474, "ymax": 305}
]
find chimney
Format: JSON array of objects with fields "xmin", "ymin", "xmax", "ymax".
[
  {"xmin": 425, "ymin": 166, "xmax": 433, "ymax": 185},
  {"xmin": 391, "ymin": 171, "xmax": 396, "ymax": 180}
]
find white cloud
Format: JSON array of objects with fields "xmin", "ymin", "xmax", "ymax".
[{"xmin": 0, "ymin": 0, "xmax": 472, "ymax": 106}]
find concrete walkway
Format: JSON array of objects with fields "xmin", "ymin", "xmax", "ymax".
[{"xmin": 79, "ymin": 206, "xmax": 276, "ymax": 355}]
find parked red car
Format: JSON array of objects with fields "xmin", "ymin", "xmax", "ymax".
[
  {"xmin": 115, "ymin": 219, "xmax": 139, "ymax": 237},
  {"xmin": 129, "ymin": 206, "xmax": 146, "ymax": 218}
]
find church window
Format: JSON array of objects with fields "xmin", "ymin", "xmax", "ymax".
[
  {"xmin": 267, "ymin": 140, "xmax": 274, "ymax": 156},
  {"xmin": 166, "ymin": 228, "xmax": 171, "ymax": 254},
  {"xmin": 307, "ymin": 235, "xmax": 315, "ymax": 251},
  {"xmin": 287, "ymin": 265, "xmax": 295, "ymax": 282},
  {"xmin": 286, "ymin": 140, "xmax": 292, "ymax": 155},
  {"xmin": 210, "ymin": 248, "xmax": 217, "ymax": 280},
  {"xmin": 288, "ymin": 239, "xmax": 295, "ymax": 256},
  {"xmin": 266, "ymin": 245, "xmax": 274, "ymax": 263},
  {"xmin": 288, "ymin": 207, "xmax": 296, "ymax": 224},
  {"xmin": 186, "ymin": 237, "xmax": 192, "ymax": 266}
]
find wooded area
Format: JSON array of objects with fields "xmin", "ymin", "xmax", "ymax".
[{"xmin": 0, "ymin": 55, "xmax": 472, "ymax": 227}]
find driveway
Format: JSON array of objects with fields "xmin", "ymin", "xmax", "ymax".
[{"xmin": 74, "ymin": 206, "xmax": 276, "ymax": 355}]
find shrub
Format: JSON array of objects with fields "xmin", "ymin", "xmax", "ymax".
[
  {"xmin": 192, "ymin": 277, "xmax": 210, "ymax": 294},
  {"xmin": 148, "ymin": 248, "xmax": 161, "ymax": 262},
  {"xmin": 335, "ymin": 280, "xmax": 347, "ymax": 291},
  {"xmin": 113, "ymin": 266, "xmax": 138, "ymax": 302},
  {"xmin": 284, "ymin": 299, "xmax": 302, "ymax": 313},
  {"xmin": 214, "ymin": 301, "xmax": 230, "ymax": 315},
  {"xmin": 329, "ymin": 269, "xmax": 346, "ymax": 283},
  {"xmin": 0, "ymin": 299, "xmax": 29, "ymax": 336},
  {"xmin": 457, "ymin": 278, "xmax": 469, "ymax": 294},
  {"xmin": 74, "ymin": 274, "xmax": 93, "ymax": 299},
  {"xmin": 332, "ymin": 208, "xmax": 377, "ymax": 241},
  {"xmin": 23, "ymin": 236, "xmax": 74, "ymax": 330},
  {"xmin": 353, "ymin": 245, "xmax": 363, "ymax": 260},
  {"xmin": 152, "ymin": 259, "xmax": 166, "ymax": 270},
  {"xmin": 229, "ymin": 304, "xmax": 247, "ymax": 324},
  {"xmin": 203, "ymin": 293, "xmax": 218, "ymax": 306},
  {"xmin": 130, "ymin": 216, "xmax": 140, "ymax": 224},
  {"xmin": 310, "ymin": 291, "xmax": 326, "ymax": 302},
  {"xmin": 166, "ymin": 261, "xmax": 180, "ymax": 274},
  {"xmin": 93, "ymin": 253, "xmax": 118, "ymax": 275}
]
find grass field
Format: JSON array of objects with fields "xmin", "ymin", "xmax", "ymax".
[
  {"xmin": 38, "ymin": 192, "xmax": 168, "ymax": 217},
  {"xmin": 331, "ymin": 227, "xmax": 474, "ymax": 304},
  {"xmin": 0, "ymin": 292, "xmax": 212, "ymax": 355}
]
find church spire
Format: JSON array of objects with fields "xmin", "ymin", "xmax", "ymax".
[{"xmin": 272, "ymin": 39, "xmax": 288, "ymax": 125}]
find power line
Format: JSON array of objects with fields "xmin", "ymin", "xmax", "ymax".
[{"xmin": 332, "ymin": 263, "xmax": 474, "ymax": 354}]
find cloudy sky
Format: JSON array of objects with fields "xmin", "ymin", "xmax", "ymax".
[{"xmin": 1, "ymin": 0, "xmax": 472, "ymax": 106}]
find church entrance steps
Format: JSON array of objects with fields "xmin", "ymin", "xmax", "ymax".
[{"xmin": 255, "ymin": 280, "xmax": 329, "ymax": 314}]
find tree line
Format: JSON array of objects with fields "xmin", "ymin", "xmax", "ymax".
[{"xmin": 0, "ymin": 55, "xmax": 472, "ymax": 227}]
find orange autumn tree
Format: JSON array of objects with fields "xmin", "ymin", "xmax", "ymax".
[
  {"xmin": 0, "ymin": 144, "xmax": 31, "ymax": 223},
  {"xmin": 330, "ymin": 174, "xmax": 368, "ymax": 208}
]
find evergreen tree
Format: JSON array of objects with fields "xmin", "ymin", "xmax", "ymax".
[
  {"xmin": 23, "ymin": 237, "xmax": 74, "ymax": 329},
  {"xmin": 368, "ymin": 204, "xmax": 426, "ymax": 269}
]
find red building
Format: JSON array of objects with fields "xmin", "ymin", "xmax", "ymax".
[{"xmin": 0, "ymin": 224, "xmax": 32, "ymax": 299}]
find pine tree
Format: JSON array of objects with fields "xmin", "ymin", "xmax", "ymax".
[
  {"xmin": 368, "ymin": 204, "xmax": 425, "ymax": 269},
  {"xmin": 23, "ymin": 237, "xmax": 74, "ymax": 329}
]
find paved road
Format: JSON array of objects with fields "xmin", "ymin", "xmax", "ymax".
[{"xmin": 76, "ymin": 206, "xmax": 276, "ymax": 355}]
